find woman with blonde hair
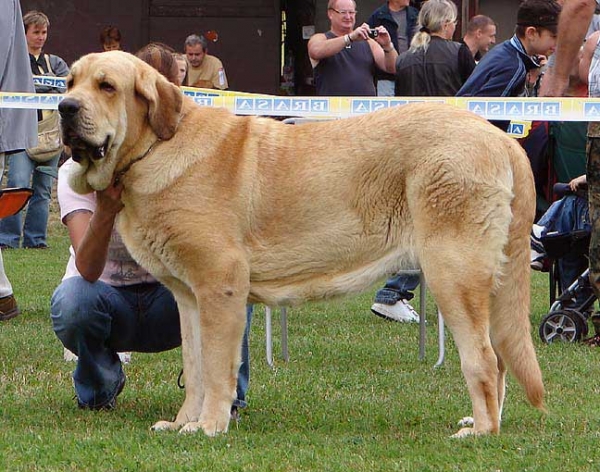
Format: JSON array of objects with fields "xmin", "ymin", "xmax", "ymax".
[{"xmin": 394, "ymin": 0, "xmax": 475, "ymax": 96}]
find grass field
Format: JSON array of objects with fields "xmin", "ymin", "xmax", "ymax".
[{"xmin": 2, "ymin": 208, "xmax": 600, "ymax": 471}]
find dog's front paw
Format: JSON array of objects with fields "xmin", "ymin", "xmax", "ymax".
[
  {"xmin": 178, "ymin": 416, "xmax": 230, "ymax": 436},
  {"xmin": 63, "ymin": 348, "xmax": 78, "ymax": 362},
  {"xmin": 151, "ymin": 420, "xmax": 181, "ymax": 432},
  {"xmin": 457, "ymin": 416, "xmax": 474, "ymax": 428}
]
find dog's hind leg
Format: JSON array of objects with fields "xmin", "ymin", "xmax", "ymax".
[
  {"xmin": 420, "ymin": 248, "xmax": 501, "ymax": 438},
  {"xmin": 456, "ymin": 354, "xmax": 506, "ymax": 431},
  {"xmin": 496, "ymin": 355, "xmax": 507, "ymax": 423}
]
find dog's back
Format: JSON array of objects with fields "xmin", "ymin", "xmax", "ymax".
[{"xmin": 243, "ymin": 104, "xmax": 525, "ymax": 306}]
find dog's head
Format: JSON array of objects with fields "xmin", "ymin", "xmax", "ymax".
[{"xmin": 59, "ymin": 51, "xmax": 183, "ymax": 193}]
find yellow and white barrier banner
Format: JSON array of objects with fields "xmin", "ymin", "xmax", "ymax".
[
  {"xmin": 5, "ymin": 89, "xmax": 600, "ymax": 121},
  {"xmin": 5, "ymin": 84, "xmax": 600, "ymax": 138}
]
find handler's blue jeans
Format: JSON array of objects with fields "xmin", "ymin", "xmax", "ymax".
[
  {"xmin": 0, "ymin": 151, "xmax": 59, "ymax": 248},
  {"xmin": 373, "ymin": 273, "xmax": 420, "ymax": 304},
  {"xmin": 50, "ymin": 277, "xmax": 253, "ymax": 409}
]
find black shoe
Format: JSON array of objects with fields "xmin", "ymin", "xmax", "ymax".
[{"xmin": 78, "ymin": 374, "xmax": 126, "ymax": 410}]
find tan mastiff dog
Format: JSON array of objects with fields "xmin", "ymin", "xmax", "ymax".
[{"xmin": 58, "ymin": 51, "xmax": 544, "ymax": 437}]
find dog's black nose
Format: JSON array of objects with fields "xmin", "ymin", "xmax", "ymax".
[{"xmin": 58, "ymin": 97, "xmax": 81, "ymax": 116}]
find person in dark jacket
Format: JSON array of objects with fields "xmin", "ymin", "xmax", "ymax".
[
  {"xmin": 394, "ymin": 0, "xmax": 475, "ymax": 96},
  {"xmin": 456, "ymin": 0, "xmax": 561, "ymax": 131},
  {"xmin": 461, "ymin": 15, "xmax": 497, "ymax": 62},
  {"xmin": 367, "ymin": 0, "xmax": 418, "ymax": 96}
]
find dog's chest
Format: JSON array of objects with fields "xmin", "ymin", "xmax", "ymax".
[{"xmin": 116, "ymin": 212, "xmax": 172, "ymax": 278}]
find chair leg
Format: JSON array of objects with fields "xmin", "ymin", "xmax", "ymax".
[
  {"xmin": 419, "ymin": 272, "xmax": 427, "ymax": 361},
  {"xmin": 265, "ymin": 306, "xmax": 274, "ymax": 368},
  {"xmin": 281, "ymin": 307, "xmax": 289, "ymax": 362}
]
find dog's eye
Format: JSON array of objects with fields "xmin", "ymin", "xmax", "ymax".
[{"xmin": 99, "ymin": 82, "xmax": 116, "ymax": 93}]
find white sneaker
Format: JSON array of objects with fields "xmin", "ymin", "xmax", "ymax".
[
  {"xmin": 63, "ymin": 347, "xmax": 78, "ymax": 362},
  {"xmin": 371, "ymin": 300, "xmax": 420, "ymax": 323}
]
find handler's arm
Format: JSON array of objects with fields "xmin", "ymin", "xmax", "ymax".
[
  {"xmin": 308, "ymin": 33, "xmax": 348, "ymax": 67},
  {"xmin": 541, "ymin": 0, "xmax": 596, "ymax": 96},
  {"xmin": 580, "ymin": 30, "xmax": 599, "ymax": 84},
  {"xmin": 66, "ymin": 181, "xmax": 124, "ymax": 282},
  {"xmin": 0, "ymin": 4, "xmax": 10, "ymax": 76}
]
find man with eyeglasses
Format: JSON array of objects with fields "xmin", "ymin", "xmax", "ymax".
[{"xmin": 308, "ymin": 0, "xmax": 398, "ymax": 96}]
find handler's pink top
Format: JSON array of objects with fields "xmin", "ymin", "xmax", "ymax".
[{"xmin": 57, "ymin": 159, "xmax": 156, "ymax": 286}]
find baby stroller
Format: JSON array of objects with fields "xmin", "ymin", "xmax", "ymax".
[{"xmin": 538, "ymin": 184, "xmax": 596, "ymax": 343}]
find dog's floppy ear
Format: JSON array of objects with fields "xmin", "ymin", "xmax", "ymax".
[{"xmin": 135, "ymin": 64, "xmax": 183, "ymax": 140}]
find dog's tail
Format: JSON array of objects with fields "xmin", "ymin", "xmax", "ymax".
[{"xmin": 490, "ymin": 137, "xmax": 545, "ymax": 412}]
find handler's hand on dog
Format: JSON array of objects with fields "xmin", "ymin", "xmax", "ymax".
[{"xmin": 95, "ymin": 178, "xmax": 124, "ymax": 215}]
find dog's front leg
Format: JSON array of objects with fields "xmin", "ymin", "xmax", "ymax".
[
  {"xmin": 152, "ymin": 294, "xmax": 204, "ymax": 432},
  {"xmin": 178, "ymin": 290, "xmax": 247, "ymax": 436}
]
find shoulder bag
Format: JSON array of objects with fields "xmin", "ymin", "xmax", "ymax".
[{"xmin": 26, "ymin": 54, "xmax": 64, "ymax": 163}]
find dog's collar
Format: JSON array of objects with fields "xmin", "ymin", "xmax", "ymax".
[{"xmin": 114, "ymin": 139, "xmax": 161, "ymax": 185}]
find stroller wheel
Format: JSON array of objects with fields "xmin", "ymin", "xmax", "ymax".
[{"xmin": 539, "ymin": 309, "xmax": 588, "ymax": 343}]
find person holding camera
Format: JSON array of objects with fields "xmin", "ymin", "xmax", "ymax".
[{"xmin": 308, "ymin": 0, "xmax": 398, "ymax": 96}]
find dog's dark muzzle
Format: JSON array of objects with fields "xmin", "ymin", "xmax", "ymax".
[
  {"xmin": 58, "ymin": 97, "xmax": 81, "ymax": 151},
  {"xmin": 58, "ymin": 97, "xmax": 81, "ymax": 118}
]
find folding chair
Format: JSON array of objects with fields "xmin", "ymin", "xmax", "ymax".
[
  {"xmin": 264, "ymin": 118, "xmax": 446, "ymax": 368},
  {"xmin": 264, "ymin": 273, "xmax": 446, "ymax": 368}
]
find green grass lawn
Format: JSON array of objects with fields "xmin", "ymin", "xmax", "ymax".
[{"xmin": 2, "ymin": 212, "xmax": 600, "ymax": 471}]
